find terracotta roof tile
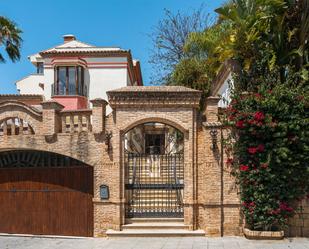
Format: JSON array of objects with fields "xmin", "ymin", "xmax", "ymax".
[{"xmin": 108, "ymin": 86, "xmax": 200, "ymax": 93}]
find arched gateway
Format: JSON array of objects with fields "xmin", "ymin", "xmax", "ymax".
[
  {"xmin": 0, "ymin": 150, "xmax": 93, "ymax": 237},
  {"xmin": 124, "ymin": 122, "xmax": 184, "ymax": 218},
  {"xmin": 107, "ymin": 86, "xmax": 201, "ymax": 230}
]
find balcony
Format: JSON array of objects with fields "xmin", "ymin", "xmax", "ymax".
[{"xmin": 51, "ymin": 83, "xmax": 88, "ymax": 110}]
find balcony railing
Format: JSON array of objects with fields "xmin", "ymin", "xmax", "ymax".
[
  {"xmin": 60, "ymin": 110, "xmax": 92, "ymax": 133},
  {"xmin": 51, "ymin": 83, "xmax": 88, "ymax": 97}
]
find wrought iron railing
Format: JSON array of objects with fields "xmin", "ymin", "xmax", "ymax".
[{"xmin": 125, "ymin": 153, "xmax": 184, "ymax": 218}]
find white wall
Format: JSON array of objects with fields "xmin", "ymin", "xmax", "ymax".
[
  {"xmin": 217, "ymin": 72, "xmax": 233, "ymax": 108},
  {"xmin": 16, "ymin": 74, "xmax": 44, "ymax": 95},
  {"xmin": 43, "ymin": 67, "xmax": 55, "ymax": 100},
  {"xmin": 16, "ymin": 56, "xmax": 131, "ymax": 113},
  {"xmin": 88, "ymin": 67, "xmax": 127, "ymax": 102}
]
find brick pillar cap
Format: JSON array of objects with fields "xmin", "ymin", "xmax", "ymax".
[
  {"xmin": 90, "ymin": 98, "xmax": 108, "ymax": 106},
  {"xmin": 41, "ymin": 100, "xmax": 64, "ymax": 111},
  {"xmin": 206, "ymin": 96, "xmax": 221, "ymax": 104}
]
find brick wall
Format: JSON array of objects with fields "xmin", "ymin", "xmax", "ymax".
[
  {"xmin": 196, "ymin": 97, "xmax": 242, "ymax": 236},
  {"xmin": 287, "ymin": 199, "xmax": 309, "ymax": 237},
  {"xmin": 0, "ymin": 91, "xmax": 308, "ymax": 237}
]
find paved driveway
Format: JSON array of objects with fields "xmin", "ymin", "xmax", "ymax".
[{"xmin": 0, "ymin": 236, "xmax": 308, "ymax": 249}]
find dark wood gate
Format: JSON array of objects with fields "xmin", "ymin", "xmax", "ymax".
[{"xmin": 0, "ymin": 150, "xmax": 93, "ymax": 237}]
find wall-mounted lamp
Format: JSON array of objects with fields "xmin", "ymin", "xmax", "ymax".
[
  {"xmin": 105, "ymin": 131, "xmax": 112, "ymax": 151},
  {"xmin": 100, "ymin": 185, "xmax": 109, "ymax": 200},
  {"xmin": 209, "ymin": 127, "xmax": 218, "ymax": 151}
]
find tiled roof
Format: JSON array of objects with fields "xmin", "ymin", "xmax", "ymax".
[
  {"xmin": 0, "ymin": 94, "xmax": 43, "ymax": 97},
  {"xmin": 108, "ymin": 86, "xmax": 200, "ymax": 93},
  {"xmin": 40, "ymin": 40, "xmax": 127, "ymax": 55}
]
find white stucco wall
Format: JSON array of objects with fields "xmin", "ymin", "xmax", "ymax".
[
  {"xmin": 16, "ymin": 74, "xmax": 45, "ymax": 95},
  {"xmin": 217, "ymin": 72, "xmax": 233, "ymax": 108},
  {"xmin": 88, "ymin": 67, "xmax": 128, "ymax": 112},
  {"xmin": 16, "ymin": 56, "xmax": 132, "ymax": 112}
]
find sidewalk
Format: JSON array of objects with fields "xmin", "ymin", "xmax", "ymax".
[{"xmin": 0, "ymin": 235, "xmax": 308, "ymax": 249}]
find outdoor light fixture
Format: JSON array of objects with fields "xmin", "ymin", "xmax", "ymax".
[
  {"xmin": 105, "ymin": 131, "xmax": 112, "ymax": 151},
  {"xmin": 209, "ymin": 127, "xmax": 218, "ymax": 150},
  {"xmin": 100, "ymin": 185, "xmax": 109, "ymax": 200}
]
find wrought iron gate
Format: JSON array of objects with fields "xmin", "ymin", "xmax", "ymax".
[{"xmin": 125, "ymin": 153, "xmax": 184, "ymax": 218}]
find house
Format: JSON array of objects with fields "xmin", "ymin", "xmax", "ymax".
[
  {"xmin": 15, "ymin": 34, "xmax": 143, "ymax": 110},
  {"xmin": 211, "ymin": 60, "xmax": 239, "ymax": 108},
  {"xmin": 0, "ymin": 37, "xmax": 308, "ymax": 238}
]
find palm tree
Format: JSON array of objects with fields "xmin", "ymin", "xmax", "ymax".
[
  {"xmin": 215, "ymin": 0, "xmax": 309, "ymax": 83},
  {"xmin": 0, "ymin": 16, "xmax": 22, "ymax": 63}
]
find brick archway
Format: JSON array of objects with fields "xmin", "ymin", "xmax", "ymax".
[
  {"xmin": 122, "ymin": 117, "xmax": 188, "ymax": 135},
  {"xmin": 0, "ymin": 101, "xmax": 42, "ymax": 134},
  {"xmin": 123, "ymin": 121, "xmax": 185, "ymax": 218}
]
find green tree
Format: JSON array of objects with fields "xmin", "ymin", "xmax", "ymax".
[
  {"xmin": 0, "ymin": 16, "xmax": 22, "ymax": 63},
  {"xmin": 215, "ymin": 0, "xmax": 309, "ymax": 88},
  {"xmin": 149, "ymin": 6, "xmax": 211, "ymax": 84},
  {"xmin": 168, "ymin": 58, "xmax": 211, "ymax": 110},
  {"xmin": 167, "ymin": 19, "xmax": 232, "ymax": 110}
]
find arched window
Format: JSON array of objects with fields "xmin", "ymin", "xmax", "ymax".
[{"xmin": 0, "ymin": 117, "xmax": 34, "ymax": 136}]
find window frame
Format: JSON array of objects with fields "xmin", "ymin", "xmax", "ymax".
[
  {"xmin": 54, "ymin": 66, "xmax": 85, "ymax": 96},
  {"xmin": 36, "ymin": 62, "xmax": 44, "ymax": 74}
]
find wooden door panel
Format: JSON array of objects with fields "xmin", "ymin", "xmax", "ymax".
[{"xmin": 0, "ymin": 166, "xmax": 93, "ymax": 237}]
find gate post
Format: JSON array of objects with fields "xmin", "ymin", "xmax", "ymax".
[
  {"xmin": 41, "ymin": 100, "xmax": 64, "ymax": 135},
  {"xmin": 90, "ymin": 98, "xmax": 108, "ymax": 134}
]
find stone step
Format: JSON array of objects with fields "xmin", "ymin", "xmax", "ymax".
[
  {"xmin": 106, "ymin": 229, "xmax": 205, "ymax": 237},
  {"xmin": 129, "ymin": 205, "xmax": 180, "ymax": 208},
  {"xmin": 129, "ymin": 199, "xmax": 180, "ymax": 202},
  {"xmin": 132, "ymin": 192, "xmax": 180, "ymax": 195},
  {"xmin": 125, "ymin": 218, "xmax": 184, "ymax": 223},
  {"xmin": 122, "ymin": 222, "xmax": 189, "ymax": 230},
  {"xmin": 131, "ymin": 196, "xmax": 179, "ymax": 199}
]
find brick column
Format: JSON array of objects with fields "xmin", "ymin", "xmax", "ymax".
[
  {"xmin": 41, "ymin": 100, "xmax": 64, "ymax": 135},
  {"xmin": 205, "ymin": 96, "xmax": 221, "ymax": 123},
  {"xmin": 90, "ymin": 98, "xmax": 108, "ymax": 134}
]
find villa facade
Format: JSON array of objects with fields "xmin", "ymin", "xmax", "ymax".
[
  {"xmin": 0, "ymin": 37, "xmax": 308, "ymax": 238},
  {"xmin": 15, "ymin": 35, "xmax": 142, "ymax": 111}
]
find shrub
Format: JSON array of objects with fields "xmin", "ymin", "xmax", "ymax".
[{"xmin": 224, "ymin": 80, "xmax": 309, "ymax": 231}]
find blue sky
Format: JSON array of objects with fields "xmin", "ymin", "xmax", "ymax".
[{"xmin": 0, "ymin": 0, "xmax": 224, "ymax": 93}]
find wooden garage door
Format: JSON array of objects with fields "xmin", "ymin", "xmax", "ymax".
[{"xmin": 0, "ymin": 150, "xmax": 93, "ymax": 237}]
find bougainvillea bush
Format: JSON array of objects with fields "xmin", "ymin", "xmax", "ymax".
[{"xmin": 224, "ymin": 81, "xmax": 309, "ymax": 231}]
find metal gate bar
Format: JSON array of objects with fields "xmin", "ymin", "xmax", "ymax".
[{"xmin": 125, "ymin": 153, "xmax": 184, "ymax": 218}]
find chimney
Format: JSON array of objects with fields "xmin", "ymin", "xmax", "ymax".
[{"xmin": 63, "ymin": 34, "xmax": 76, "ymax": 43}]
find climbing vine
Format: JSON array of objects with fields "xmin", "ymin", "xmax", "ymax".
[{"xmin": 224, "ymin": 80, "xmax": 309, "ymax": 231}]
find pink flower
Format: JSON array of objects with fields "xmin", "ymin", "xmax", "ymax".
[
  {"xmin": 257, "ymin": 144, "xmax": 265, "ymax": 152},
  {"xmin": 261, "ymin": 163, "xmax": 268, "ymax": 169},
  {"xmin": 236, "ymin": 120, "xmax": 245, "ymax": 129},
  {"xmin": 240, "ymin": 165, "xmax": 249, "ymax": 171},
  {"xmin": 249, "ymin": 202, "xmax": 255, "ymax": 207},
  {"xmin": 279, "ymin": 202, "xmax": 294, "ymax": 212},
  {"xmin": 254, "ymin": 93, "xmax": 262, "ymax": 99},
  {"xmin": 270, "ymin": 209, "xmax": 280, "ymax": 215},
  {"xmin": 248, "ymin": 147, "xmax": 258, "ymax": 154},
  {"xmin": 254, "ymin": 111, "xmax": 265, "ymax": 121},
  {"xmin": 228, "ymin": 115, "xmax": 235, "ymax": 121}
]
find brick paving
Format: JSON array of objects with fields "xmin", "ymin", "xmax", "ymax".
[{"xmin": 0, "ymin": 236, "xmax": 308, "ymax": 249}]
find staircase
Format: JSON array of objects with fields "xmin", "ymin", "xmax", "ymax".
[
  {"xmin": 126, "ymin": 189, "xmax": 183, "ymax": 217},
  {"xmin": 107, "ymin": 153, "xmax": 205, "ymax": 237},
  {"xmin": 106, "ymin": 218, "xmax": 205, "ymax": 237},
  {"xmin": 125, "ymin": 153, "xmax": 184, "ymax": 218}
]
